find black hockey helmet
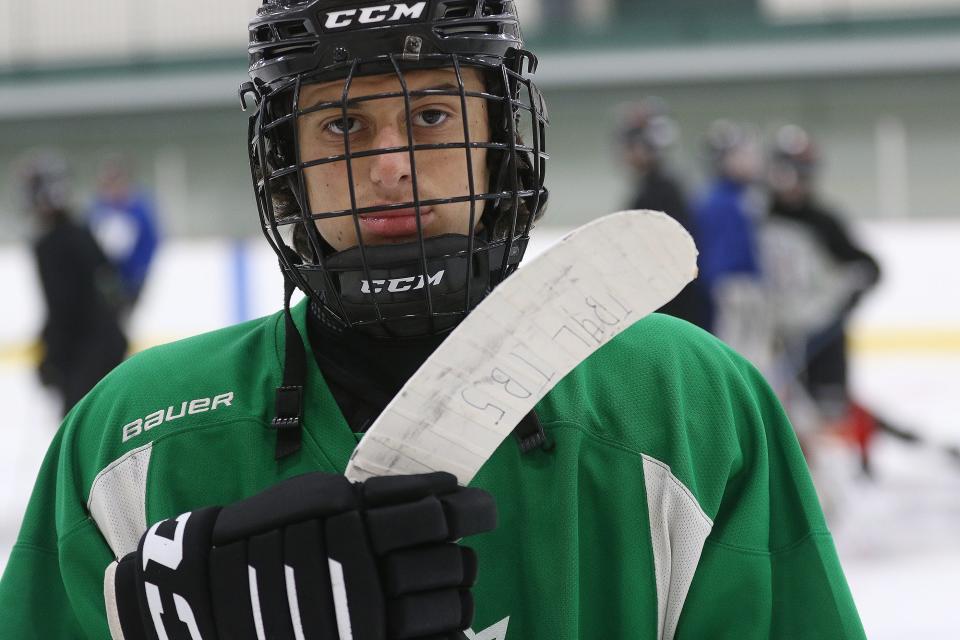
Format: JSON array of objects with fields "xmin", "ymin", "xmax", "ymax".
[
  {"xmin": 17, "ymin": 150, "xmax": 73, "ymax": 217},
  {"xmin": 618, "ymin": 97, "xmax": 678, "ymax": 156},
  {"xmin": 703, "ymin": 119, "xmax": 761, "ymax": 181},
  {"xmin": 242, "ymin": 0, "xmax": 549, "ymax": 339},
  {"xmin": 703, "ymin": 120, "xmax": 746, "ymax": 164},
  {"xmin": 771, "ymin": 124, "xmax": 819, "ymax": 180}
]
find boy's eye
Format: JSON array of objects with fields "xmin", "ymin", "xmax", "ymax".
[
  {"xmin": 326, "ymin": 116, "xmax": 363, "ymax": 135},
  {"xmin": 413, "ymin": 110, "xmax": 449, "ymax": 127}
]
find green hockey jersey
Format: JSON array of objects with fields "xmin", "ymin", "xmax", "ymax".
[{"xmin": 0, "ymin": 301, "xmax": 865, "ymax": 639}]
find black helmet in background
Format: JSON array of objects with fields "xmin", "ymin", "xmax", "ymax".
[
  {"xmin": 703, "ymin": 119, "xmax": 762, "ymax": 185},
  {"xmin": 769, "ymin": 124, "xmax": 820, "ymax": 197},
  {"xmin": 17, "ymin": 151, "xmax": 73, "ymax": 219},
  {"xmin": 617, "ymin": 97, "xmax": 679, "ymax": 173}
]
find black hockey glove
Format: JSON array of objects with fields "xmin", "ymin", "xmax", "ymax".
[{"xmin": 105, "ymin": 471, "xmax": 496, "ymax": 640}]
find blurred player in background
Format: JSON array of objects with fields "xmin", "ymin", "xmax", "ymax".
[
  {"xmin": 619, "ymin": 98, "xmax": 708, "ymax": 328},
  {"xmin": 762, "ymin": 125, "xmax": 881, "ymax": 473},
  {"xmin": 694, "ymin": 120, "xmax": 770, "ymax": 367},
  {"xmin": 18, "ymin": 152, "xmax": 128, "ymax": 416},
  {"xmin": 88, "ymin": 154, "xmax": 160, "ymax": 315}
]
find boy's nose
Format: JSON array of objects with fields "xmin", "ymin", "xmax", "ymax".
[{"xmin": 368, "ymin": 126, "xmax": 412, "ymax": 190}]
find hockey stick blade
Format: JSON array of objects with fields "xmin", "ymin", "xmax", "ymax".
[{"xmin": 345, "ymin": 210, "xmax": 699, "ymax": 484}]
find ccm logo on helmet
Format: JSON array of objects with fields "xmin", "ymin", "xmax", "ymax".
[
  {"xmin": 323, "ymin": 2, "xmax": 428, "ymax": 31},
  {"xmin": 361, "ymin": 270, "xmax": 444, "ymax": 294}
]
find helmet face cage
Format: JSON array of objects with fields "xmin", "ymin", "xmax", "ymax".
[{"xmin": 247, "ymin": 48, "xmax": 547, "ymax": 337}]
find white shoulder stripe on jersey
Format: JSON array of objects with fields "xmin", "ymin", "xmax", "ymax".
[
  {"xmin": 88, "ymin": 442, "xmax": 153, "ymax": 558},
  {"xmin": 642, "ymin": 453, "xmax": 714, "ymax": 640}
]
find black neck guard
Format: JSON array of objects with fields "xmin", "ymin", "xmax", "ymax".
[{"xmin": 304, "ymin": 234, "xmax": 526, "ymax": 339}]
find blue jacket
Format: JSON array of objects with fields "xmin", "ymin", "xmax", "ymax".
[
  {"xmin": 88, "ymin": 190, "xmax": 160, "ymax": 301},
  {"xmin": 694, "ymin": 178, "xmax": 761, "ymax": 292}
]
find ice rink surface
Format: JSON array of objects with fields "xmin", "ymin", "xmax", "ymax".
[{"xmin": 1, "ymin": 222, "xmax": 958, "ymax": 637}]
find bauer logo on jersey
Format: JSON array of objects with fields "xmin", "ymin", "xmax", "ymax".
[
  {"xmin": 120, "ymin": 392, "xmax": 235, "ymax": 443},
  {"xmin": 360, "ymin": 270, "xmax": 445, "ymax": 294},
  {"xmin": 322, "ymin": 2, "xmax": 428, "ymax": 32}
]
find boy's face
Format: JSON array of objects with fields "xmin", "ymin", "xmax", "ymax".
[{"xmin": 297, "ymin": 67, "xmax": 492, "ymax": 251}]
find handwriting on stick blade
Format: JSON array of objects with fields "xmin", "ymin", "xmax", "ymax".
[
  {"xmin": 509, "ymin": 347, "xmax": 555, "ymax": 384},
  {"xmin": 458, "ymin": 361, "xmax": 550, "ymax": 427},
  {"xmin": 460, "ymin": 387, "xmax": 507, "ymax": 425},
  {"xmin": 457, "ymin": 290, "xmax": 633, "ymax": 428},
  {"xmin": 552, "ymin": 291, "xmax": 633, "ymax": 350}
]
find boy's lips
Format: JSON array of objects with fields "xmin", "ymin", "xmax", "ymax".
[{"xmin": 359, "ymin": 206, "xmax": 435, "ymax": 238}]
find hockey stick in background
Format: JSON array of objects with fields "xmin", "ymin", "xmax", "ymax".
[
  {"xmin": 346, "ymin": 210, "xmax": 698, "ymax": 484},
  {"xmin": 777, "ymin": 313, "xmax": 960, "ymax": 471},
  {"xmin": 870, "ymin": 413, "xmax": 960, "ymax": 464}
]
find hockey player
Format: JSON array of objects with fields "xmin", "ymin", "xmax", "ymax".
[
  {"xmin": 765, "ymin": 125, "xmax": 880, "ymax": 411},
  {"xmin": 88, "ymin": 154, "xmax": 161, "ymax": 313},
  {"xmin": 18, "ymin": 152, "xmax": 128, "ymax": 416},
  {"xmin": 618, "ymin": 99, "xmax": 709, "ymax": 328},
  {"xmin": 694, "ymin": 120, "xmax": 770, "ymax": 367},
  {"xmin": 0, "ymin": 3, "xmax": 865, "ymax": 639},
  {"xmin": 762, "ymin": 125, "xmax": 881, "ymax": 471}
]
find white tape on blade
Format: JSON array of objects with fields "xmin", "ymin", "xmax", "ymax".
[{"xmin": 345, "ymin": 210, "xmax": 698, "ymax": 484}]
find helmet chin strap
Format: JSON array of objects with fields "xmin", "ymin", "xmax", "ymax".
[{"xmin": 272, "ymin": 266, "xmax": 308, "ymax": 460}]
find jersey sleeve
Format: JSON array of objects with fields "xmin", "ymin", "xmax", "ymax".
[
  {"xmin": 0, "ymin": 424, "xmax": 114, "ymax": 638},
  {"xmin": 674, "ymin": 355, "xmax": 865, "ymax": 639}
]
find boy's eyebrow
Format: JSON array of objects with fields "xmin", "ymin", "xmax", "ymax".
[
  {"xmin": 410, "ymin": 82, "xmax": 461, "ymax": 94},
  {"xmin": 305, "ymin": 81, "xmax": 467, "ymax": 110}
]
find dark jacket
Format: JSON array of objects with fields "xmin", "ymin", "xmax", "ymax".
[
  {"xmin": 34, "ymin": 213, "xmax": 128, "ymax": 414},
  {"xmin": 630, "ymin": 167, "xmax": 710, "ymax": 329}
]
